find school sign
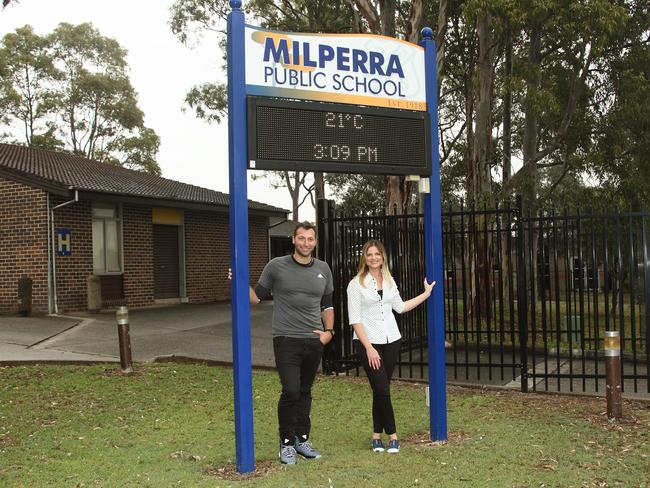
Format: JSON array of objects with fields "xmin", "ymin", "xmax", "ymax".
[{"xmin": 245, "ymin": 26, "xmax": 426, "ymax": 111}]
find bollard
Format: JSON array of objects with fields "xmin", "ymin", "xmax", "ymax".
[
  {"xmin": 115, "ymin": 306, "xmax": 133, "ymax": 374},
  {"xmin": 604, "ymin": 330, "xmax": 622, "ymax": 421}
]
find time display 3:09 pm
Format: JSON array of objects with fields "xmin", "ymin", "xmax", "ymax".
[{"xmin": 314, "ymin": 112, "xmax": 378, "ymax": 162}]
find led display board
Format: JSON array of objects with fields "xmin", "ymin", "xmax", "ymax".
[{"xmin": 247, "ymin": 97, "xmax": 431, "ymax": 176}]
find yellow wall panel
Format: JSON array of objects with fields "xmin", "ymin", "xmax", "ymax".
[{"xmin": 152, "ymin": 207, "xmax": 183, "ymax": 225}]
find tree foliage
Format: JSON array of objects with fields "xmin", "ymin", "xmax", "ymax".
[
  {"xmin": 170, "ymin": 0, "xmax": 650, "ymax": 212},
  {"xmin": 0, "ymin": 25, "xmax": 59, "ymax": 146},
  {"xmin": 170, "ymin": 0, "xmax": 355, "ymax": 219},
  {"xmin": 326, "ymin": 173, "xmax": 385, "ymax": 216},
  {"xmin": 587, "ymin": 6, "xmax": 650, "ymax": 210},
  {"xmin": 0, "ymin": 23, "xmax": 160, "ymax": 174}
]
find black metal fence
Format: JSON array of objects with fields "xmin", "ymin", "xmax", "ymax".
[{"xmin": 317, "ymin": 198, "xmax": 650, "ymax": 396}]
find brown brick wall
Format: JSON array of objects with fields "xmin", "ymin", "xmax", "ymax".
[
  {"xmin": 122, "ymin": 205, "xmax": 154, "ymax": 307},
  {"xmin": 54, "ymin": 204, "xmax": 270, "ymax": 309},
  {"xmin": 53, "ymin": 202, "xmax": 156, "ymax": 311},
  {"xmin": 249, "ymin": 216, "xmax": 270, "ymax": 284},
  {"xmin": 52, "ymin": 202, "xmax": 156, "ymax": 311},
  {"xmin": 50, "ymin": 197, "xmax": 93, "ymax": 313},
  {"xmin": 0, "ymin": 177, "xmax": 274, "ymax": 314},
  {"xmin": 0, "ymin": 178, "xmax": 49, "ymax": 314},
  {"xmin": 184, "ymin": 211, "xmax": 269, "ymax": 302}
]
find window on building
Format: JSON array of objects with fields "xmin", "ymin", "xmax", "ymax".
[{"xmin": 92, "ymin": 203, "xmax": 122, "ymax": 274}]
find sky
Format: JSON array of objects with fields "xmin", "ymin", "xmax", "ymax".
[{"xmin": 0, "ymin": 0, "xmax": 314, "ymax": 220}]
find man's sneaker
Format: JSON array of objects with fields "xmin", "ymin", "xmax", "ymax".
[
  {"xmin": 387, "ymin": 439, "xmax": 400, "ymax": 453},
  {"xmin": 295, "ymin": 437, "xmax": 322, "ymax": 459},
  {"xmin": 371, "ymin": 439, "xmax": 385, "ymax": 452},
  {"xmin": 279, "ymin": 444, "xmax": 297, "ymax": 465}
]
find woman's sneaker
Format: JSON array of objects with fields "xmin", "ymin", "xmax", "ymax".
[
  {"xmin": 279, "ymin": 444, "xmax": 297, "ymax": 465},
  {"xmin": 387, "ymin": 439, "xmax": 400, "ymax": 453},
  {"xmin": 371, "ymin": 439, "xmax": 385, "ymax": 452},
  {"xmin": 295, "ymin": 437, "xmax": 322, "ymax": 459}
]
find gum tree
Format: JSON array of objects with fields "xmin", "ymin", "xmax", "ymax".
[{"xmin": 0, "ymin": 23, "xmax": 161, "ymax": 174}]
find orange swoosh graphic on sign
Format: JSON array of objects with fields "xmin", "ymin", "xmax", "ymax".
[{"xmin": 250, "ymin": 30, "xmax": 316, "ymax": 72}]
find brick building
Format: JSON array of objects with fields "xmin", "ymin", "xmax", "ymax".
[{"xmin": 0, "ymin": 143, "xmax": 288, "ymax": 315}]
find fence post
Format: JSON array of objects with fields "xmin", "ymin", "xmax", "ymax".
[
  {"xmin": 515, "ymin": 195, "xmax": 529, "ymax": 392},
  {"xmin": 642, "ymin": 218, "xmax": 650, "ymax": 343},
  {"xmin": 317, "ymin": 198, "xmax": 336, "ymax": 374},
  {"xmin": 316, "ymin": 198, "xmax": 331, "ymax": 263}
]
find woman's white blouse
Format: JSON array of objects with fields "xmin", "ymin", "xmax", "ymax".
[{"xmin": 347, "ymin": 274, "xmax": 405, "ymax": 344}]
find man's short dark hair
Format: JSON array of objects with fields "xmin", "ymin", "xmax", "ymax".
[{"xmin": 293, "ymin": 221, "xmax": 317, "ymax": 237}]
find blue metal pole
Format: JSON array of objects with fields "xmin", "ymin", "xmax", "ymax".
[
  {"xmin": 227, "ymin": 0, "xmax": 255, "ymax": 473},
  {"xmin": 420, "ymin": 26, "xmax": 448, "ymax": 442}
]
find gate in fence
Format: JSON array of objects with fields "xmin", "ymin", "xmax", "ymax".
[{"xmin": 318, "ymin": 198, "xmax": 650, "ymax": 396}]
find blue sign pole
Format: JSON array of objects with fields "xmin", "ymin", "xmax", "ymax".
[
  {"xmin": 227, "ymin": 0, "xmax": 255, "ymax": 473},
  {"xmin": 420, "ymin": 27, "xmax": 448, "ymax": 441}
]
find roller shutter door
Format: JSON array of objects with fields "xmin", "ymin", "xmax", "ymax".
[{"xmin": 153, "ymin": 224, "xmax": 180, "ymax": 299}]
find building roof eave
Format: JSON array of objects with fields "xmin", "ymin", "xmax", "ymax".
[
  {"xmin": 0, "ymin": 167, "xmax": 71, "ymax": 197},
  {"xmin": 75, "ymin": 190, "xmax": 289, "ymax": 217}
]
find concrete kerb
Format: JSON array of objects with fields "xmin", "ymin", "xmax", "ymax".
[
  {"xmin": 153, "ymin": 355, "xmax": 278, "ymax": 372},
  {"xmin": 0, "ymin": 313, "xmax": 119, "ymax": 366},
  {"xmin": 28, "ymin": 314, "xmax": 95, "ymax": 349}
]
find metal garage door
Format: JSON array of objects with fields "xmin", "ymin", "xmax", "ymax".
[{"xmin": 153, "ymin": 224, "xmax": 179, "ymax": 299}]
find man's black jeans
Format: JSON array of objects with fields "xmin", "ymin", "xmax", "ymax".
[
  {"xmin": 273, "ymin": 336, "xmax": 323, "ymax": 445},
  {"xmin": 355, "ymin": 339, "xmax": 401, "ymax": 435}
]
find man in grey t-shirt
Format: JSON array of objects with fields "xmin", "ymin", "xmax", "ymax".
[{"xmin": 249, "ymin": 221, "xmax": 334, "ymax": 465}]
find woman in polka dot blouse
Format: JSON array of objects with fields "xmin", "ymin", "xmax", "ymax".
[{"xmin": 346, "ymin": 239, "xmax": 434, "ymax": 454}]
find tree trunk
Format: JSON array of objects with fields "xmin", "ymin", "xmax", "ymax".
[
  {"xmin": 522, "ymin": 26, "xmax": 541, "ymax": 213},
  {"xmin": 468, "ymin": 11, "xmax": 496, "ymax": 322},
  {"xmin": 502, "ymin": 23, "xmax": 512, "ymax": 185},
  {"xmin": 385, "ymin": 177, "xmax": 415, "ymax": 214},
  {"xmin": 472, "ymin": 11, "xmax": 495, "ymax": 209},
  {"xmin": 500, "ymin": 21, "xmax": 514, "ymax": 302},
  {"xmin": 314, "ymin": 172, "xmax": 325, "ymax": 200},
  {"xmin": 284, "ymin": 170, "xmax": 302, "ymax": 221},
  {"xmin": 380, "ymin": 0, "xmax": 396, "ymax": 37},
  {"xmin": 436, "ymin": 0, "xmax": 448, "ymax": 88},
  {"xmin": 522, "ymin": 25, "xmax": 542, "ymax": 301}
]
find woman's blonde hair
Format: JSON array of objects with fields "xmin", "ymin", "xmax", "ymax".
[{"xmin": 354, "ymin": 240, "xmax": 394, "ymax": 288}]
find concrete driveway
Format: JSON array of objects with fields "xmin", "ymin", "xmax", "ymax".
[{"xmin": 0, "ymin": 302, "xmax": 275, "ymax": 366}]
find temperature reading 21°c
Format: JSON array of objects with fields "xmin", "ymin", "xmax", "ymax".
[
  {"xmin": 316, "ymin": 112, "xmax": 378, "ymax": 162},
  {"xmin": 325, "ymin": 112, "xmax": 364, "ymax": 130}
]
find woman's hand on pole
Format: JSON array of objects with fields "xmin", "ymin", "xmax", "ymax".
[{"xmin": 423, "ymin": 278, "xmax": 435, "ymax": 296}]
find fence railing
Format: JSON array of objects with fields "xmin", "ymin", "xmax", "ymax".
[{"xmin": 318, "ymin": 199, "xmax": 650, "ymax": 396}]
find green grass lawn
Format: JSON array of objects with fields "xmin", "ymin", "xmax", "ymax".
[
  {"xmin": 443, "ymin": 294, "xmax": 648, "ymax": 352},
  {"xmin": 1, "ymin": 363, "xmax": 648, "ymax": 487}
]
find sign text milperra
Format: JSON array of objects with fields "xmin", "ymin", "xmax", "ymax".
[{"xmin": 245, "ymin": 26, "xmax": 426, "ymax": 111}]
